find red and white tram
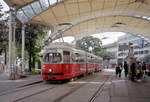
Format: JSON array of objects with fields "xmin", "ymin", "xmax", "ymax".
[{"xmin": 42, "ymin": 43, "xmax": 103, "ymax": 81}]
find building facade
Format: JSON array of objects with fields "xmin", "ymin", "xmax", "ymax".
[
  {"xmin": 117, "ymin": 34, "xmax": 150, "ymax": 64},
  {"xmin": 102, "ymin": 42, "xmax": 118, "ymax": 68}
]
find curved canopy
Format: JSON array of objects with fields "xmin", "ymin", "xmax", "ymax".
[{"xmin": 4, "ymin": 0, "xmax": 150, "ymax": 41}]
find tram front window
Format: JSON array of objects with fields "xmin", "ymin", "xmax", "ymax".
[{"xmin": 43, "ymin": 53, "xmax": 62, "ymax": 63}]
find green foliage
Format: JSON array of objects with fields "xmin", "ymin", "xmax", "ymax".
[
  {"xmin": 75, "ymin": 36, "xmax": 115, "ymax": 61},
  {"xmin": 34, "ymin": 55, "xmax": 42, "ymax": 69},
  {"xmin": 16, "ymin": 24, "xmax": 48, "ymax": 71},
  {"xmin": 76, "ymin": 36, "xmax": 102, "ymax": 53},
  {"xmin": 96, "ymin": 50, "xmax": 115, "ymax": 61},
  {"xmin": 24, "ymin": 68, "xmax": 41, "ymax": 73},
  {"xmin": 0, "ymin": 20, "xmax": 8, "ymax": 55}
]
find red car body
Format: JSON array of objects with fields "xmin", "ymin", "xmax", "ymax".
[{"xmin": 42, "ymin": 43, "xmax": 103, "ymax": 81}]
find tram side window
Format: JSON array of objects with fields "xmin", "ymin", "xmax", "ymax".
[
  {"xmin": 72, "ymin": 53, "xmax": 85, "ymax": 63},
  {"xmin": 63, "ymin": 51, "xmax": 70, "ymax": 63},
  {"xmin": 72, "ymin": 53, "xmax": 78, "ymax": 62},
  {"xmin": 87, "ymin": 56, "xmax": 91, "ymax": 63},
  {"xmin": 79, "ymin": 54, "xmax": 85, "ymax": 63}
]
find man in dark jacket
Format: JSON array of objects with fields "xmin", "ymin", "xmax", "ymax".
[
  {"xmin": 131, "ymin": 62, "xmax": 136, "ymax": 81},
  {"xmin": 124, "ymin": 61, "xmax": 128, "ymax": 78}
]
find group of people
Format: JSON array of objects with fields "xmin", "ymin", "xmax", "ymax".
[
  {"xmin": 130, "ymin": 61, "xmax": 146, "ymax": 81},
  {"xmin": 115, "ymin": 61, "xmax": 128, "ymax": 78},
  {"xmin": 115, "ymin": 61, "xmax": 146, "ymax": 81}
]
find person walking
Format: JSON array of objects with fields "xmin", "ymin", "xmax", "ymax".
[
  {"xmin": 124, "ymin": 61, "xmax": 128, "ymax": 78},
  {"xmin": 142, "ymin": 62, "xmax": 146, "ymax": 78},
  {"xmin": 131, "ymin": 62, "xmax": 136, "ymax": 81},
  {"xmin": 118, "ymin": 64, "xmax": 122, "ymax": 78},
  {"xmin": 115, "ymin": 64, "xmax": 120, "ymax": 77},
  {"xmin": 136, "ymin": 65, "xmax": 142, "ymax": 80},
  {"xmin": 136, "ymin": 62, "xmax": 142, "ymax": 80}
]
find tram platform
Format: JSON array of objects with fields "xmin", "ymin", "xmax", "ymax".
[
  {"xmin": 96, "ymin": 69, "xmax": 150, "ymax": 102},
  {"xmin": 0, "ymin": 73, "xmax": 42, "ymax": 93}
]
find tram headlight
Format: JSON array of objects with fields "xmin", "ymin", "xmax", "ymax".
[{"xmin": 49, "ymin": 69, "xmax": 52, "ymax": 72}]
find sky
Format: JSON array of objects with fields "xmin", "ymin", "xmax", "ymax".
[
  {"xmin": 61, "ymin": 32, "xmax": 126, "ymax": 45},
  {"xmin": 92, "ymin": 32, "xmax": 126, "ymax": 45},
  {"xmin": 0, "ymin": 0, "xmax": 126, "ymax": 45}
]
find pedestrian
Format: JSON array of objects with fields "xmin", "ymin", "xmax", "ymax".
[
  {"xmin": 124, "ymin": 61, "xmax": 128, "ymax": 78},
  {"xmin": 136, "ymin": 66, "xmax": 142, "ymax": 80},
  {"xmin": 115, "ymin": 64, "xmax": 120, "ymax": 77},
  {"xmin": 131, "ymin": 62, "xmax": 136, "ymax": 81},
  {"xmin": 136, "ymin": 61, "xmax": 142, "ymax": 80},
  {"xmin": 118, "ymin": 64, "xmax": 122, "ymax": 78},
  {"xmin": 142, "ymin": 62, "xmax": 146, "ymax": 78}
]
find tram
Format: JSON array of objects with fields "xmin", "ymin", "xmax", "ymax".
[{"xmin": 42, "ymin": 43, "xmax": 103, "ymax": 81}]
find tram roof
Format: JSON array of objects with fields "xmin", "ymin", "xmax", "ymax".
[
  {"xmin": 4, "ymin": 0, "xmax": 150, "ymax": 41},
  {"xmin": 44, "ymin": 42, "xmax": 76, "ymax": 50}
]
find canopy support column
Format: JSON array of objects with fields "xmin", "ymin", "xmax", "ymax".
[
  {"xmin": 8, "ymin": 9, "xmax": 14, "ymax": 79},
  {"xmin": 21, "ymin": 24, "xmax": 25, "ymax": 75}
]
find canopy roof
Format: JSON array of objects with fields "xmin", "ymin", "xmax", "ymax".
[{"xmin": 4, "ymin": 0, "xmax": 150, "ymax": 41}]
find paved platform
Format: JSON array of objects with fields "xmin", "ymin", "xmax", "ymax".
[
  {"xmin": 98, "ymin": 69, "xmax": 150, "ymax": 102},
  {"xmin": 0, "ymin": 73, "xmax": 42, "ymax": 93}
]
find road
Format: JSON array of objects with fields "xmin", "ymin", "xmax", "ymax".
[{"xmin": 0, "ymin": 69, "xmax": 150, "ymax": 102}]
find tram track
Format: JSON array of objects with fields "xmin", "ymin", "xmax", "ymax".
[
  {"xmin": 0, "ymin": 75, "xmax": 92, "ymax": 102},
  {"xmin": 0, "ymin": 73, "xmax": 113, "ymax": 102},
  {"xmin": 0, "ymin": 81, "xmax": 43, "ymax": 96},
  {"xmin": 53, "ymin": 74, "xmax": 106, "ymax": 102},
  {"xmin": 13, "ymin": 86, "xmax": 57, "ymax": 102},
  {"xmin": 53, "ymin": 82, "xmax": 86, "ymax": 102},
  {"xmin": 89, "ymin": 75, "xmax": 112, "ymax": 102}
]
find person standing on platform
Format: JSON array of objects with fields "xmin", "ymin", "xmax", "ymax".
[
  {"xmin": 118, "ymin": 64, "xmax": 122, "ymax": 78},
  {"xmin": 142, "ymin": 62, "xmax": 146, "ymax": 78},
  {"xmin": 115, "ymin": 64, "xmax": 120, "ymax": 77},
  {"xmin": 131, "ymin": 62, "xmax": 136, "ymax": 81},
  {"xmin": 124, "ymin": 61, "xmax": 128, "ymax": 78},
  {"xmin": 136, "ymin": 61, "xmax": 142, "ymax": 80}
]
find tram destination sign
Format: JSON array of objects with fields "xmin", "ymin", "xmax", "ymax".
[{"xmin": 46, "ymin": 48, "xmax": 57, "ymax": 52}]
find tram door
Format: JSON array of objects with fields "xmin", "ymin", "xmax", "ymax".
[
  {"xmin": 63, "ymin": 51, "xmax": 71, "ymax": 75},
  {"xmin": 63, "ymin": 51, "xmax": 70, "ymax": 63}
]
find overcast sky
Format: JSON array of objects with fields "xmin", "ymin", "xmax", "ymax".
[
  {"xmin": 62, "ymin": 32, "xmax": 126, "ymax": 45},
  {"xmin": 0, "ymin": 0, "xmax": 126, "ymax": 45}
]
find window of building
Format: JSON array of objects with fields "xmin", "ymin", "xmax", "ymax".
[
  {"xmin": 134, "ymin": 45, "xmax": 139, "ymax": 49},
  {"xmin": 144, "ymin": 50, "xmax": 149, "ymax": 54},
  {"xmin": 134, "ymin": 51, "xmax": 138, "ymax": 55},
  {"xmin": 139, "ymin": 51, "xmax": 143, "ymax": 54}
]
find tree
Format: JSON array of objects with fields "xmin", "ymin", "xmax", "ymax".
[
  {"xmin": 76, "ymin": 36, "xmax": 102, "ymax": 53},
  {"xmin": 16, "ymin": 24, "xmax": 48, "ymax": 71},
  {"xmin": 0, "ymin": 9, "xmax": 8, "ymax": 64},
  {"xmin": 0, "ymin": 21, "xmax": 8, "ymax": 51},
  {"xmin": 96, "ymin": 50, "xmax": 115, "ymax": 61}
]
